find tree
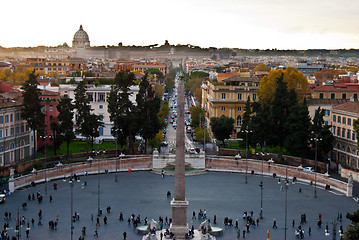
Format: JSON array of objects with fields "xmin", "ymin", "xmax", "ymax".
[
  {"xmin": 148, "ymin": 131, "xmax": 163, "ymax": 150},
  {"xmin": 253, "ymin": 63, "xmax": 271, "ymax": 72},
  {"xmin": 250, "ymin": 100, "xmax": 272, "ymax": 150},
  {"xmin": 158, "ymin": 102, "xmax": 170, "ymax": 129},
  {"xmin": 190, "ymin": 106, "xmax": 205, "ymax": 129},
  {"xmin": 210, "ymin": 116, "xmax": 234, "ymax": 146},
  {"xmin": 57, "ymin": 97, "xmax": 76, "ymax": 157},
  {"xmin": 354, "ymin": 119, "xmax": 359, "ymax": 149},
  {"xmin": 310, "ymin": 107, "xmax": 335, "ymax": 160},
  {"xmin": 154, "ymin": 82, "xmax": 164, "ymax": 99},
  {"xmin": 85, "ymin": 114, "xmax": 103, "ymax": 151},
  {"xmin": 258, "ymin": 67, "xmax": 309, "ymax": 102},
  {"xmin": 21, "ymin": 70, "xmax": 45, "ymax": 157},
  {"xmin": 190, "ymin": 71, "xmax": 209, "ymax": 79},
  {"xmin": 74, "ymin": 81, "xmax": 92, "ymax": 152},
  {"xmin": 108, "ymin": 71, "xmax": 137, "ymax": 152},
  {"xmin": 144, "ymin": 68, "xmax": 164, "ymax": 80},
  {"xmin": 270, "ymin": 75, "xmax": 290, "ymax": 154},
  {"xmin": 194, "ymin": 127, "xmax": 210, "ymax": 143},
  {"xmin": 284, "ymin": 96, "xmax": 311, "ymax": 157},
  {"xmin": 184, "ymin": 76, "xmax": 204, "ymax": 95},
  {"xmin": 49, "ymin": 117, "xmax": 61, "ymax": 156},
  {"xmin": 345, "ymin": 209, "xmax": 359, "ymax": 240},
  {"xmin": 136, "ymin": 75, "xmax": 161, "ymax": 153},
  {"xmin": 165, "ymin": 76, "xmax": 175, "ymax": 92}
]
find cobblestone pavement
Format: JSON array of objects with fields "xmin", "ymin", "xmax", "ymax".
[{"xmin": 0, "ymin": 171, "xmax": 357, "ymax": 239}]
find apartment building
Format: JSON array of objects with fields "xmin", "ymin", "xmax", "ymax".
[
  {"xmin": 202, "ymin": 75, "xmax": 260, "ymax": 137},
  {"xmin": 0, "ymin": 95, "xmax": 33, "ymax": 166}
]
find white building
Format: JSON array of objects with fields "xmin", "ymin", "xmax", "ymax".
[{"xmin": 59, "ymin": 84, "xmax": 139, "ymax": 140}]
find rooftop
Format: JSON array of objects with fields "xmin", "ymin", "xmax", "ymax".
[{"xmin": 333, "ymin": 100, "xmax": 359, "ymax": 114}]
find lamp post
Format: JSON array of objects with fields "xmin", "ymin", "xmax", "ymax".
[
  {"xmin": 311, "ymin": 135, "xmax": 322, "ymax": 198},
  {"xmin": 69, "ymin": 176, "xmax": 74, "ymax": 240},
  {"xmin": 41, "ymin": 133, "xmax": 48, "ymax": 195},
  {"xmin": 259, "ymin": 152, "xmax": 267, "ymax": 220},
  {"xmin": 115, "ymin": 133, "xmax": 118, "ymax": 182},
  {"xmin": 241, "ymin": 126, "xmax": 252, "ymax": 184},
  {"xmin": 278, "ymin": 168, "xmax": 296, "ymax": 240}
]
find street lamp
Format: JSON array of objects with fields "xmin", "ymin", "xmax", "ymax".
[
  {"xmin": 311, "ymin": 135, "xmax": 322, "ymax": 198},
  {"xmin": 97, "ymin": 149, "xmax": 105, "ymax": 216},
  {"xmin": 115, "ymin": 133, "xmax": 118, "ymax": 182},
  {"xmin": 241, "ymin": 126, "xmax": 252, "ymax": 184},
  {"xmin": 259, "ymin": 152, "xmax": 268, "ymax": 220},
  {"xmin": 69, "ymin": 176, "xmax": 74, "ymax": 240},
  {"xmin": 41, "ymin": 133, "xmax": 48, "ymax": 195},
  {"xmin": 278, "ymin": 168, "xmax": 296, "ymax": 240}
]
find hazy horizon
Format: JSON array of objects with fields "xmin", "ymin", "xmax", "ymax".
[{"xmin": 2, "ymin": 0, "xmax": 359, "ymax": 50}]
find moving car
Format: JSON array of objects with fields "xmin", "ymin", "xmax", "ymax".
[
  {"xmin": 0, "ymin": 194, "xmax": 5, "ymax": 203},
  {"xmin": 189, "ymin": 148, "xmax": 196, "ymax": 154}
]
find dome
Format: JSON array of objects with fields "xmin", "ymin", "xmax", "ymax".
[{"xmin": 72, "ymin": 25, "xmax": 90, "ymax": 48}]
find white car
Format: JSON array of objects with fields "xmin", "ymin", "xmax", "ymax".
[
  {"xmin": 303, "ymin": 167, "xmax": 314, "ymax": 172},
  {"xmin": 189, "ymin": 148, "xmax": 196, "ymax": 154}
]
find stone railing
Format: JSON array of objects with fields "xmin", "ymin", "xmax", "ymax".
[
  {"xmin": 14, "ymin": 155, "xmax": 152, "ymax": 190},
  {"xmin": 206, "ymin": 155, "xmax": 349, "ymax": 196}
]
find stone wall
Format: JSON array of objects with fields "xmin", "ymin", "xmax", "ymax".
[
  {"xmin": 341, "ymin": 167, "xmax": 359, "ymax": 182},
  {"xmin": 206, "ymin": 156, "xmax": 348, "ymax": 195},
  {"xmin": 153, "ymin": 152, "xmax": 205, "ymax": 169},
  {"xmin": 14, "ymin": 155, "xmax": 152, "ymax": 190}
]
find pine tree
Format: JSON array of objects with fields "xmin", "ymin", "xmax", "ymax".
[
  {"xmin": 136, "ymin": 74, "xmax": 161, "ymax": 153},
  {"xmin": 57, "ymin": 97, "xmax": 75, "ymax": 157},
  {"xmin": 251, "ymin": 100, "xmax": 272, "ymax": 150},
  {"xmin": 21, "ymin": 70, "xmax": 44, "ymax": 157},
  {"xmin": 210, "ymin": 116, "xmax": 234, "ymax": 147}
]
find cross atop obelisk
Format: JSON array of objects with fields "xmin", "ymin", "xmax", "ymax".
[{"xmin": 170, "ymin": 72, "xmax": 189, "ymax": 239}]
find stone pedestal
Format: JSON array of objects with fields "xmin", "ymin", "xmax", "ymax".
[
  {"xmin": 8, "ymin": 168, "xmax": 14, "ymax": 193},
  {"xmin": 170, "ymin": 199, "xmax": 189, "ymax": 238}
]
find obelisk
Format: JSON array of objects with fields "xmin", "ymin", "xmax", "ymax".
[{"xmin": 170, "ymin": 72, "xmax": 189, "ymax": 239}]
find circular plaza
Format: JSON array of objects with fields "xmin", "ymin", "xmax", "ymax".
[{"xmin": 0, "ymin": 170, "xmax": 357, "ymax": 239}]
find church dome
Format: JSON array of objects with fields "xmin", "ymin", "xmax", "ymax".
[{"xmin": 72, "ymin": 25, "xmax": 90, "ymax": 48}]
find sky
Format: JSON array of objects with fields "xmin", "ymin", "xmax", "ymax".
[{"xmin": 2, "ymin": 0, "xmax": 359, "ymax": 50}]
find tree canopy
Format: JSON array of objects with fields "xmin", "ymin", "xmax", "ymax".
[
  {"xmin": 345, "ymin": 209, "xmax": 359, "ymax": 240},
  {"xmin": 57, "ymin": 97, "xmax": 76, "ymax": 157},
  {"xmin": 253, "ymin": 63, "xmax": 271, "ymax": 72},
  {"xmin": 210, "ymin": 115, "xmax": 234, "ymax": 146},
  {"xmin": 258, "ymin": 67, "xmax": 309, "ymax": 102}
]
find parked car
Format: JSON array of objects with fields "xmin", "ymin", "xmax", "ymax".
[{"xmin": 303, "ymin": 167, "xmax": 314, "ymax": 172}]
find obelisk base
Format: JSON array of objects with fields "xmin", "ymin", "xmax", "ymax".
[{"xmin": 170, "ymin": 199, "xmax": 189, "ymax": 239}]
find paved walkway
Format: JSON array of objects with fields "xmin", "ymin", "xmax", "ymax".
[{"xmin": 0, "ymin": 171, "xmax": 356, "ymax": 239}]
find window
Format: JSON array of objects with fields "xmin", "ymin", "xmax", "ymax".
[
  {"xmin": 5, "ymin": 115, "xmax": 9, "ymax": 123},
  {"xmin": 42, "ymin": 106, "xmax": 45, "ymax": 113},
  {"xmin": 352, "ymin": 132, "xmax": 356, "ymax": 141},
  {"xmin": 319, "ymin": 93, "xmax": 324, "ymax": 99},
  {"xmin": 99, "ymin": 94, "xmax": 105, "ymax": 102},
  {"xmin": 0, "ymin": 116, "xmax": 3, "ymax": 124},
  {"xmin": 5, "ymin": 128, "xmax": 8, "ymax": 137},
  {"xmin": 347, "ymin": 130, "xmax": 350, "ymax": 139},
  {"xmin": 237, "ymin": 116, "xmax": 241, "ymax": 126},
  {"xmin": 253, "ymin": 93, "xmax": 257, "ymax": 101},
  {"xmin": 333, "ymin": 115, "xmax": 336, "ymax": 122},
  {"xmin": 87, "ymin": 93, "xmax": 93, "ymax": 102},
  {"xmin": 10, "ymin": 127, "xmax": 14, "ymax": 136},
  {"xmin": 342, "ymin": 93, "xmax": 346, "ymax": 99},
  {"xmin": 15, "ymin": 113, "xmax": 20, "ymax": 121},
  {"xmin": 21, "ymin": 125, "xmax": 24, "ymax": 133},
  {"xmin": 331, "ymin": 93, "xmax": 335, "ymax": 99},
  {"xmin": 99, "ymin": 105, "xmax": 103, "ymax": 110},
  {"xmin": 238, "ymin": 93, "xmax": 242, "ymax": 100},
  {"xmin": 221, "ymin": 107, "xmax": 226, "ymax": 111},
  {"xmin": 354, "ymin": 94, "xmax": 358, "ymax": 99},
  {"xmin": 16, "ymin": 127, "xmax": 19, "ymax": 134},
  {"xmin": 99, "ymin": 127, "xmax": 104, "ymax": 136},
  {"xmin": 10, "ymin": 114, "xmax": 13, "ymax": 122},
  {"xmin": 324, "ymin": 109, "xmax": 330, "ymax": 116},
  {"xmin": 348, "ymin": 118, "xmax": 351, "ymax": 126},
  {"xmin": 237, "ymin": 107, "xmax": 242, "ymax": 112},
  {"xmin": 221, "ymin": 93, "xmax": 226, "ymax": 100},
  {"xmin": 324, "ymin": 121, "xmax": 328, "ymax": 125},
  {"xmin": 338, "ymin": 116, "xmax": 341, "ymax": 123},
  {"xmin": 49, "ymin": 105, "xmax": 53, "ymax": 111},
  {"xmin": 0, "ymin": 130, "xmax": 2, "ymax": 138},
  {"xmin": 342, "ymin": 129, "xmax": 345, "ymax": 138},
  {"xmin": 343, "ymin": 117, "xmax": 346, "ymax": 125},
  {"xmin": 333, "ymin": 126, "xmax": 336, "ymax": 135},
  {"xmin": 26, "ymin": 124, "xmax": 29, "ymax": 132},
  {"xmin": 99, "ymin": 114, "xmax": 104, "ymax": 121},
  {"xmin": 337, "ymin": 127, "xmax": 340, "ymax": 136}
]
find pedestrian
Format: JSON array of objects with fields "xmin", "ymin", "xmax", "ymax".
[
  {"xmin": 96, "ymin": 217, "xmax": 100, "ymax": 226},
  {"xmin": 56, "ymin": 214, "xmax": 59, "ymax": 222},
  {"xmin": 50, "ymin": 195, "xmax": 52, "ymax": 202},
  {"xmin": 94, "ymin": 228, "xmax": 98, "ymax": 237},
  {"xmin": 256, "ymin": 218, "xmax": 259, "ymax": 226},
  {"xmin": 243, "ymin": 229, "xmax": 246, "ymax": 238},
  {"xmin": 38, "ymin": 219, "xmax": 42, "ymax": 226},
  {"xmin": 26, "ymin": 229, "xmax": 29, "ymax": 238},
  {"xmin": 235, "ymin": 219, "xmax": 238, "ymax": 228},
  {"xmin": 161, "ymin": 170, "xmax": 165, "ymax": 178},
  {"xmin": 38, "ymin": 209, "xmax": 42, "ymax": 220},
  {"xmin": 104, "ymin": 216, "xmax": 107, "ymax": 224},
  {"xmin": 123, "ymin": 231, "xmax": 127, "ymax": 239},
  {"xmin": 119, "ymin": 212, "xmax": 123, "ymax": 221},
  {"xmin": 192, "ymin": 211, "xmax": 196, "ymax": 219},
  {"xmin": 273, "ymin": 219, "xmax": 277, "ymax": 229},
  {"xmin": 292, "ymin": 219, "xmax": 295, "ymax": 228},
  {"xmin": 82, "ymin": 226, "xmax": 86, "ymax": 236},
  {"xmin": 237, "ymin": 229, "xmax": 241, "ymax": 238},
  {"xmin": 160, "ymin": 232, "xmax": 163, "ymax": 240},
  {"xmin": 340, "ymin": 213, "xmax": 342, "ymax": 222},
  {"xmin": 31, "ymin": 218, "xmax": 35, "ymax": 227},
  {"xmin": 28, "ymin": 194, "xmax": 31, "ymax": 201},
  {"xmin": 213, "ymin": 215, "xmax": 216, "ymax": 224},
  {"xmin": 91, "ymin": 214, "xmax": 93, "ymax": 222}
]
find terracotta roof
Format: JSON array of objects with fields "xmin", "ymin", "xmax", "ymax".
[
  {"xmin": 40, "ymin": 89, "xmax": 60, "ymax": 96},
  {"xmin": 333, "ymin": 100, "xmax": 359, "ymax": 114},
  {"xmin": 313, "ymin": 84, "xmax": 359, "ymax": 92},
  {"xmin": 307, "ymin": 99, "xmax": 350, "ymax": 105},
  {"xmin": 222, "ymin": 75, "xmax": 260, "ymax": 83}
]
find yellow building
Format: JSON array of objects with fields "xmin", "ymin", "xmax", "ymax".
[
  {"xmin": 332, "ymin": 100, "xmax": 359, "ymax": 170},
  {"xmin": 201, "ymin": 75, "xmax": 260, "ymax": 138}
]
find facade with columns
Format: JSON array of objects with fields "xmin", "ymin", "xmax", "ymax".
[{"xmin": 59, "ymin": 83, "xmax": 139, "ymax": 140}]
